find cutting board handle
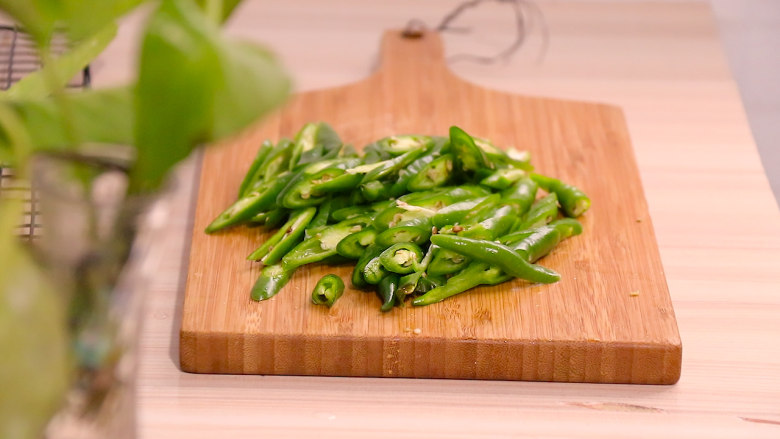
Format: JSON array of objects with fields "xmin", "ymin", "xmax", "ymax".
[{"xmin": 374, "ymin": 29, "xmax": 452, "ymax": 81}]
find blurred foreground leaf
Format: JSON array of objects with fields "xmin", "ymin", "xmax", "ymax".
[
  {"xmin": 132, "ymin": 0, "xmax": 289, "ymax": 191},
  {"xmin": 3, "ymin": 23, "xmax": 118, "ymax": 100},
  {"xmin": 0, "ymin": 201, "xmax": 70, "ymax": 439}
]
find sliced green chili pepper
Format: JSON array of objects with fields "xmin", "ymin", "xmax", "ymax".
[
  {"xmin": 306, "ymin": 198, "xmax": 335, "ymax": 232},
  {"xmin": 509, "ymin": 219, "xmax": 582, "ymax": 263},
  {"xmin": 251, "ymin": 264, "xmax": 296, "ymax": 301},
  {"xmin": 509, "ymin": 226, "xmax": 562, "ymax": 263},
  {"xmin": 376, "ymin": 135, "xmax": 433, "ymax": 156},
  {"xmin": 248, "ymin": 207, "xmax": 316, "ymax": 264},
  {"xmin": 398, "ymin": 244, "xmax": 437, "ymax": 296},
  {"xmin": 360, "ymin": 147, "xmax": 427, "ymax": 184},
  {"xmin": 331, "ymin": 199, "xmax": 392, "ymax": 222},
  {"xmin": 501, "ymin": 176, "xmax": 538, "ymax": 216},
  {"xmin": 258, "ymin": 208, "xmax": 289, "ymax": 229},
  {"xmin": 363, "ymin": 252, "xmax": 389, "ymax": 285},
  {"xmin": 361, "ymin": 180, "xmax": 397, "ymax": 201},
  {"xmin": 379, "ymin": 243, "xmax": 423, "ymax": 274},
  {"xmin": 427, "ymin": 249, "xmax": 469, "ymax": 276},
  {"xmin": 280, "ymin": 167, "xmax": 361, "ymax": 209},
  {"xmin": 530, "ymin": 173, "xmax": 591, "ymax": 217},
  {"xmin": 311, "ymin": 274, "xmax": 345, "ymax": 307},
  {"xmin": 205, "ymin": 171, "xmax": 295, "ymax": 233},
  {"xmin": 412, "ymin": 262, "xmax": 509, "ymax": 306},
  {"xmin": 459, "ymin": 204, "xmax": 519, "ymax": 240},
  {"xmin": 282, "ymin": 215, "xmax": 372, "ymax": 269},
  {"xmin": 480, "ymin": 167, "xmax": 527, "ymax": 190},
  {"xmin": 289, "ymin": 122, "xmax": 342, "ymax": 170},
  {"xmin": 431, "ymin": 195, "xmax": 494, "ymax": 228},
  {"xmin": 352, "ymin": 243, "xmax": 385, "ymax": 288},
  {"xmin": 336, "ymin": 227, "xmax": 377, "ymax": 259},
  {"xmin": 413, "ymin": 274, "xmax": 446, "ymax": 294},
  {"xmin": 450, "ymin": 126, "xmax": 492, "ymax": 173},
  {"xmin": 473, "ymin": 137, "xmax": 533, "ymax": 171},
  {"xmin": 258, "ymin": 138, "xmax": 294, "ymax": 182},
  {"xmin": 238, "ymin": 139, "xmax": 273, "ymax": 198},
  {"xmin": 376, "ymin": 225, "xmax": 431, "ymax": 247},
  {"xmin": 500, "ymin": 219, "xmax": 581, "ymax": 247},
  {"xmin": 248, "ymin": 208, "xmax": 286, "ymax": 226},
  {"xmin": 406, "ymin": 153, "xmax": 454, "ymax": 191},
  {"xmin": 513, "ymin": 192, "xmax": 559, "ymax": 232},
  {"xmin": 549, "ymin": 218, "xmax": 583, "ymax": 238},
  {"xmin": 378, "ymin": 274, "xmax": 401, "ymax": 312},
  {"xmin": 430, "ymin": 234, "xmax": 560, "ymax": 283}
]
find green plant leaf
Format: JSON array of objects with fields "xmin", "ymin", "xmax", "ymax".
[
  {"xmin": 2, "ymin": 23, "xmax": 118, "ymax": 101},
  {"xmin": 0, "ymin": 200, "xmax": 70, "ymax": 439},
  {"xmin": 0, "ymin": 0, "xmax": 61, "ymax": 44},
  {"xmin": 59, "ymin": 0, "xmax": 144, "ymax": 41},
  {"xmin": 0, "ymin": 0, "xmax": 143, "ymax": 44},
  {"xmin": 0, "ymin": 87, "xmax": 134, "ymax": 165},
  {"xmin": 132, "ymin": 0, "xmax": 289, "ymax": 192},
  {"xmin": 195, "ymin": 0, "xmax": 244, "ymax": 23}
]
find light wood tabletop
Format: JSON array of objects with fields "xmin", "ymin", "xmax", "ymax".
[{"xmin": 93, "ymin": 1, "xmax": 780, "ymax": 437}]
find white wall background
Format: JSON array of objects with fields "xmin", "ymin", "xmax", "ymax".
[{"xmin": 710, "ymin": 0, "xmax": 780, "ymax": 205}]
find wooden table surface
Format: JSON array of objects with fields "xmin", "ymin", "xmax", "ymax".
[{"xmin": 94, "ymin": 1, "xmax": 780, "ymax": 437}]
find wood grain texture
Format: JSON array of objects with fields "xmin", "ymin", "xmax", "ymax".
[{"xmin": 180, "ymin": 30, "xmax": 680, "ymax": 384}]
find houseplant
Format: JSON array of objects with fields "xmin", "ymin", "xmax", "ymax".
[{"xmin": 0, "ymin": 0, "xmax": 289, "ymax": 437}]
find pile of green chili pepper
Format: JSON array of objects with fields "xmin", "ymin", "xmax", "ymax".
[{"xmin": 206, "ymin": 122, "xmax": 591, "ymax": 310}]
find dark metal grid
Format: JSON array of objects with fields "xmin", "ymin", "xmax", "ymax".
[{"xmin": 0, "ymin": 24, "xmax": 92, "ymax": 240}]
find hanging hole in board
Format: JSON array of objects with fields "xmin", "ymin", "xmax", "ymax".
[{"xmin": 402, "ymin": 19, "xmax": 426, "ymax": 39}]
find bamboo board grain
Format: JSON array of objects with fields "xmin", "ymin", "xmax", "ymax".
[{"xmin": 180, "ymin": 30, "xmax": 681, "ymax": 384}]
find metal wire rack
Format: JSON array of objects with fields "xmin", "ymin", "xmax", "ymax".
[{"xmin": 0, "ymin": 24, "xmax": 92, "ymax": 240}]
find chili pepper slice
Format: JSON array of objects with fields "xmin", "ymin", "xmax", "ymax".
[
  {"xmin": 248, "ymin": 207, "xmax": 316, "ymax": 264},
  {"xmin": 336, "ymin": 227, "xmax": 377, "ymax": 259},
  {"xmin": 376, "ymin": 135, "xmax": 433, "ymax": 156},
  {"xmin": 289, "ymin": 122, "xmax": 342, "ymax": 170},
  {"xmin": 376, "ymin": 225, "xmax": 431, "ymax": 247},
  {"xmin": 359, "ymin": 147, "xmax": 427, "ymax": 185},
  {"xmin": 311, "ymin": 274, "xmax": 345, "ymax": 307},
  {"xmin": 282, "ymin": 215, "xmax": 372, "ymax": 269},
  {"xmin": 248, "ymin": 208, "xmax": 286, "ymax": 226},
  {"xmin": 406, "ymin": 153, "xmax": 454, "ymax": 191},
  {"xmin": 412, "ymin": 262, "xmax": 510, "ymax": 306},
  {"xmin": 530, "ymin": 173, "xmax": 591, "ymax": 217},
  {"xmin": 331, "ymin": 199, "xmax": 392, "ymax": 222},
  {"xmin": 238, "ymin": 139, "xmax": 273, "ymax": 198},
  {"xmin": 251, "ymin": 263, "xmax": 296, "ymax": 301},
  {"xmin": 431, "ymin": 195, "xmax": 495, "ymax": 229},
  {"xmin": 501, "ymin": 176, "xmax": 538, "ymax": 216},
  {"xmin": 450, "ymin": 126, "xmax": 492, "ymax": 173},
  {"xmin": 280, "ymin": 167, "xmax": 361, "ymax": 209},
  {"xmin": 361, "ymin": 180, "xmax": 397, "ymax": 202},
  {"xmin": 352, "ymin": 243, "xmax": 385, "ymax": 288},
  {"xmin": 513, "ymin": 192, "xmax": 559, "ymax": 232},
  {"xmin": 413, "ymin": 274, "xmax": 446, "ymax": 294},
  {"xmin": 550, "ymin": 218, "xmax": 583, "ymax": 238},
  {"xmin": 306, "ymin": 198, "xmax": 335, "ymax": 232},
  {"xmin": 427, "ymin": 249, "xmax": 470, "ymax": 276},
  {"xmin": 430, "ymin": 234, "xmax": 560, "ymax": 283},
  {"xmin": 479, "ymin": 168, "xmax": 527, "ymax": 190},
  {"xmin": 459, "ymin": 204, "xmax": 520, "ymax": 240},
  {"xmin": 473, "ymin": 137, "xmax": 533, "ymax": 171},
  {"xmin": 398, "ymin": 244, "xmax": 437, "ymax": 296},
  {"xmin": 205, "ymin": 171, "xmax": 295, "ymax": 233},
  {"xmin": 363, "ymin": 252, "xmax": 389, "ymax": 285},
  {"xmin": 378, "ymin": 274, "xmax": 401, "ymax": 312},
  {"xmin": 257, "ymin": 138, "xmax": 294, "ymax": 181},
  {"xmin": 379, "ymin": 243, "xmax": 424, "ymax": 274}
]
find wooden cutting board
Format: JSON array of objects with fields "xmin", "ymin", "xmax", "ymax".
[{"xmin": 180, "ymin": 30, "xmax": 681, "ymax": 384}]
